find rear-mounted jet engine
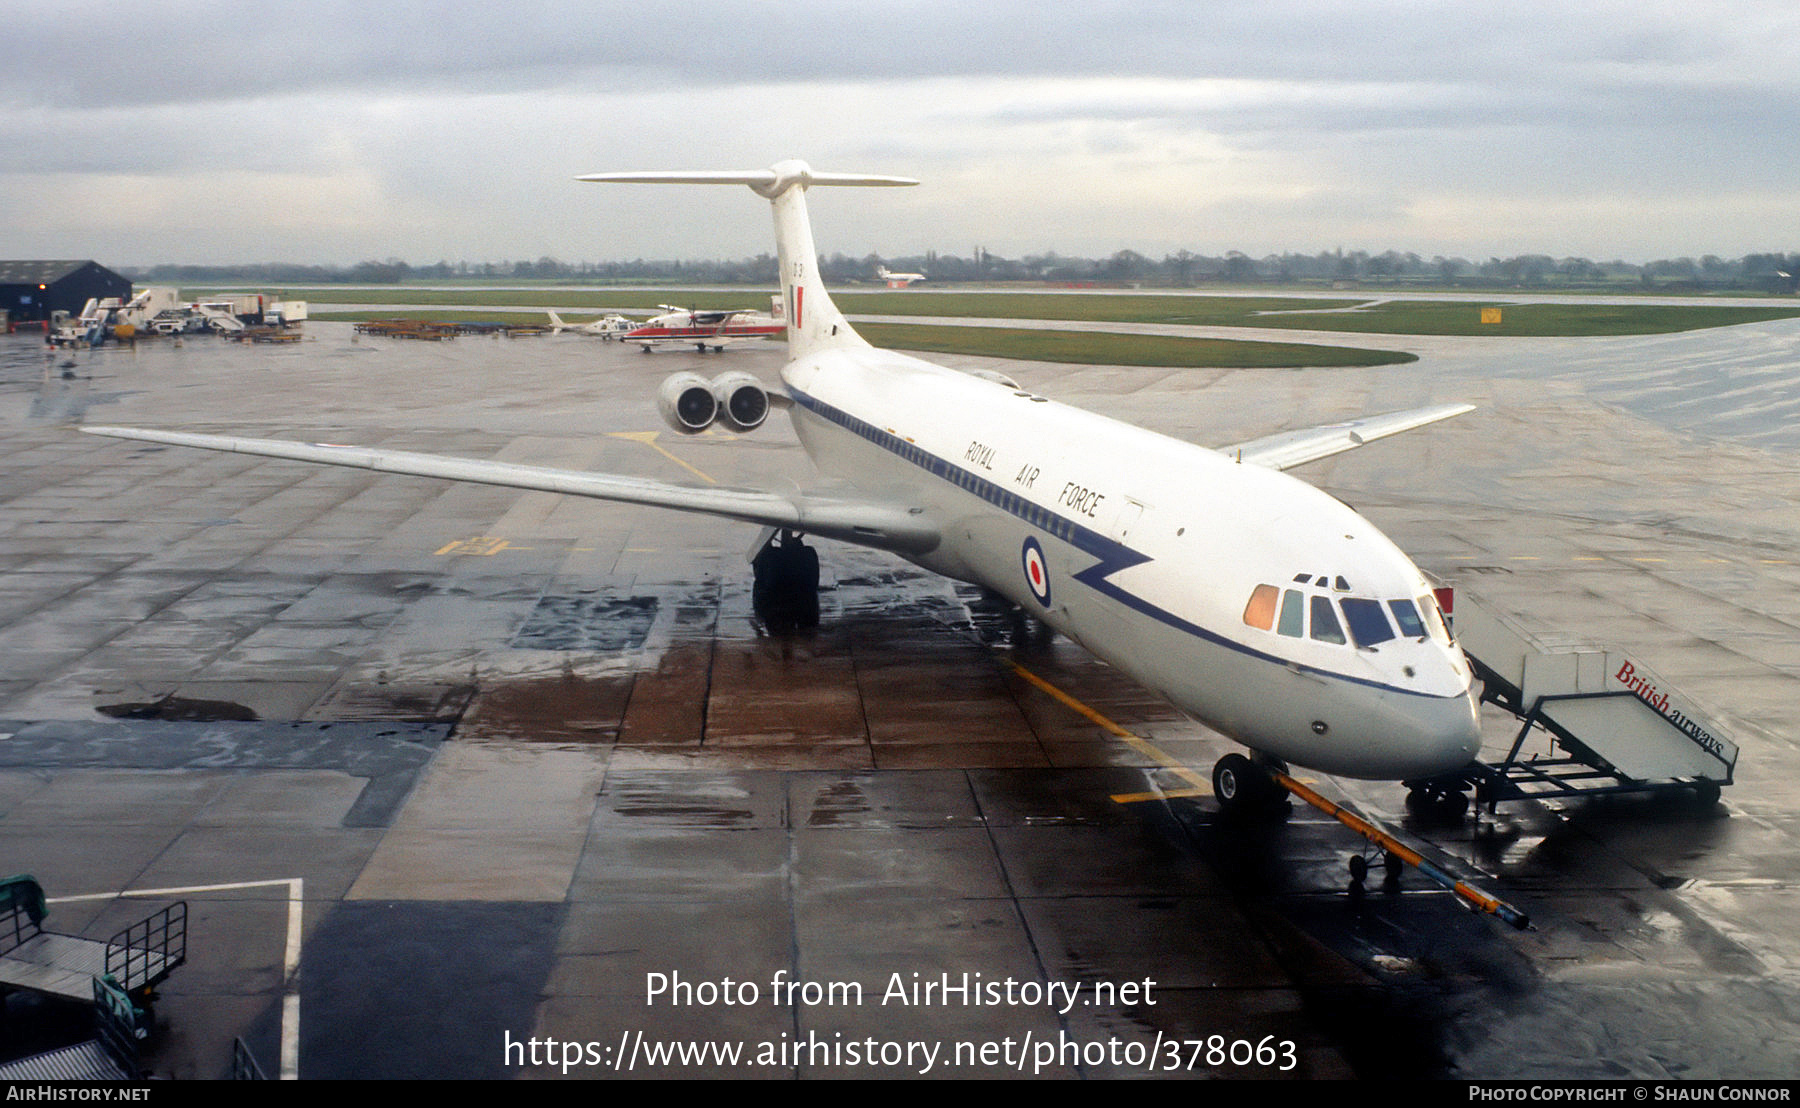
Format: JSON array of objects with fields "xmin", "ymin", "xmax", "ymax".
[
  {"xmin": 657, "ymin": 372, "xmax": 718, "ymax": 434},
  {"xmin": 657, "ymin": 372, "xmax": 770, "ymax": 434},
  {"xmin": 710, "ymin": 371, "xmax": 770, "ymax": 432}
]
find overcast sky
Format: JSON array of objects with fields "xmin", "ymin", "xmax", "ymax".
[{"xmin": 3, "ymin": 1, "xmax": 1798, "ymax": 267}]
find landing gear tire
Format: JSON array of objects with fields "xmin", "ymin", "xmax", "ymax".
[
  {"xmin": 1212, "ymin": 754, "xmax": 1288, "ymax": 820},
  {"xmin": 1383, "ymin": 850, "xmax": 1404, "ymax": 892},
  {"xmin": 1405, "ymin": 779, "xmax": 1471, "ymax": 824}
]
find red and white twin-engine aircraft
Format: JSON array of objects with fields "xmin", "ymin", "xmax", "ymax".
[{"xmin": 621, "ymin": 300, "xmax": 785, "ymax": 352}]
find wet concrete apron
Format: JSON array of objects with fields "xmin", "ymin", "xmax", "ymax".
[{"xmin": 1, "ymin": 320, "xmax": 1797, "ymax": 1077}]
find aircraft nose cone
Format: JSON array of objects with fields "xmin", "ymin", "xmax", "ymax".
[
  {"xmin": 1327, "ymin": 686, "xmax": 1483, "ymax": 781},
  {"xmin": 1405, "ymin": 690, "xmax": 1483, "ymax": 778}
]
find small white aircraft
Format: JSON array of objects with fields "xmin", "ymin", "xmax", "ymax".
[
  {"xmin": 546, "ymin": 310, "xmax": 639, "ymax": 339},
  {"xmin": 876, "ymin": 264, "xmax": 925, "ymax": 288},
  {"xmin": 82, "ymin": 159, "xmax": 1481, "ymax": 810},
  {"xmin": 620, "ymin": 301, "xmax": 785, "ymax": 352}
]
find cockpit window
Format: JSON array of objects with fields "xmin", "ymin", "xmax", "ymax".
[
  {"xmin": 1309, "ymin": 596, "xmax": 1346, "ymax": 644},
  {"xmin": 1339, "ymin": 597, "xmax": 1396, "ymax": 647},
  {"xmin": 1242, "ymin": 584, "xmax": 1278, "ymax": 631},
  {"xmin": 1277, "ymin": 589, "xmax": 1304, "ymax": 637},
  {"xmin": 1255, "ymin": 578, "xmax": 1443, "ymax": 651},
  {"xmin": 1388, "ymin": 598, "xmax": 1426, "ymax": 638},
  {"xmin": 1418, "ymin": 593, "xmax": 1450, "ymax": 642}
]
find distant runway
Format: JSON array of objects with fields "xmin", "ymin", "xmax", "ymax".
[{"xmin": 1, "ymin": 312, "xmax": 1797, "ymax": 1078}]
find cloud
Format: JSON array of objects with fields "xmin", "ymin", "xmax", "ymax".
[{"xmin": 3, "ymin": 1, "xmax": 1798, "ymax": 263}]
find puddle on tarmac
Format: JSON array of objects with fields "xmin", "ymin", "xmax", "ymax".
[
  {"xmin": 97, "ymin": 694, "xmax": 260, "ymax": 721},
  {"xmin": 805, "ymin": 777, "xmax": 871, "ymax": 827},
  {"xmin": 603, "ymin": 773, "xmax": 762, "ymax": 827},
  {"xmin": 510, "ymin": 595, "xmax": 659, "ymax": 651}
]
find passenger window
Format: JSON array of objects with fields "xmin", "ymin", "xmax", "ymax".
[
  {"xmin": 1309, "ymin": 596, "xmax": 1346, "ymax": 644},
  {"xmin": 1277, "ymin": 590, "xmax": 1304, "ymax": 637},
  {"xmin": 1242, "ymin": 584, "xmax": 1278, "ymax": 631},
  {"xmin": 1340, "ymin": 598, "xmax": 1396, "ymax": 647},
  {"xmin": 1388, "ymin": 598, "xmax": 1426, "ymax": 638}
]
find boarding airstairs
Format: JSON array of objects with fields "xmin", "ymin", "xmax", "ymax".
[
  {"xmin": 0, "ymin": 975, "xmax": 149, "ymax": 1080},
  {"xmin": 0, "ymin": 875, "xmax": 187, "ymax": 1008},
  {"xmin": 194, "ymin": 303, "xmax": 246, "ymax": 333},
  {"xmin": 1440, "ymin": 588, "xmax": 1738, "ymax": 810}
]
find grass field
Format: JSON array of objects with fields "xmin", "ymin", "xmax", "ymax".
[
  {"xmin": 313, "ymin": 309, "xmax": 1417, "ymax": 368},
  {"xmin": 852, "ymin": 323, "xmax": 1415, "ymax": 367},
  {"xmin": 275, "ymin": 285, "xmax": 1800, "ymax": 337}
]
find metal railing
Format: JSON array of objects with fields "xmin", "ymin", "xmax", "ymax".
[{"xmin": 105, "ymin": 901, "xmax": 187, "ymax": 994}]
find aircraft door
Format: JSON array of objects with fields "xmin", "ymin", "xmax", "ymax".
[{"xmin": 1109, "ymin": 497, "xmax": 1148, "ymax": 544}]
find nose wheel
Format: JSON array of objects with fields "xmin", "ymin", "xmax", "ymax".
[
  {"xmin": 1404, "ymin": 777, "xmax": 1471, "ymax": 823},
  {"xmin": 1211, "ymin": 753, "xmax": 1291, "ymax": 819}
]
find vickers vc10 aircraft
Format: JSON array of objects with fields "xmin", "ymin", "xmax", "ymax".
[{"xmin": 83, "ymin": 159, "xmax": 1481, "ymax": 811}]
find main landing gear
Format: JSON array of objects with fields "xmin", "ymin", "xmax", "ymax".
[
  {"xmin": 751, "ymin": 529, "xmax": 820, "ymax": 632},
  {"xmin": 1210, "ymin": 752, "xmax": 1291, "ymax": 820}
]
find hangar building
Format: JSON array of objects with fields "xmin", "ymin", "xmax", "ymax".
[{"xmin": 0, "ymin": 260, "xmax": 132, "ymax": 324}]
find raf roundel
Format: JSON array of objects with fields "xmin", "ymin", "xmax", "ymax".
[{"xmin": 1021, "ymin": 536, "xmax": 1052, "ymax": 607}]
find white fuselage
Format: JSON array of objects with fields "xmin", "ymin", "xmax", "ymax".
[
  {"xmin": 780, "ymin": 343, "xmax": 1482, "ymax": 780},
  {"xmin": 625, "ymin": 309, "xmax": 784, "ymax": 348}
]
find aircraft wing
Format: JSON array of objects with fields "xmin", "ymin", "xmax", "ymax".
[
  {"xmin": 79, "ymin": 426, "xmax": 939, "ymax": 556},
  {"xmin": 1218, "ymin": 403, "xmax": 1474, "ymax": 471}
]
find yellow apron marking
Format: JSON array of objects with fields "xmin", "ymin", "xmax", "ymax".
[
  {"xmin": 434, "ymin": 536, "xmax": 531, "ymax": 556},
  {"xmin": 1006, "ymin": 658, "xmax": 1531, "ymax": 930},
  {"xmin": 608, "ymin": 430, "xmax": 718, "ymax": 485}
]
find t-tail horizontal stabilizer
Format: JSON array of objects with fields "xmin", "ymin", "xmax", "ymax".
[{"xmin": 580, "ymin": 160, "xmax": 917, "ymax": 361}]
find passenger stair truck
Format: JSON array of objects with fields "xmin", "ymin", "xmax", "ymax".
[
  {"xmin": 1442, "ymin": 588, "xmax": 1738, "ymax": 809},
  {"xmin": 115, "ymin": 288, "xmax": 182, "ymax": 332},
  {"xmin": 193, "ymin": 302, "xmax": 246, "ymax": 333},
  {"xmin": 0, "ymin": 974, "xmax": 153, "ymax": 1080},
  {"xmin": 0, "ymin": 873, "xmax": 186, "ymax": 1005},
  {"xmin": 53, "ymin": 299, "xmax": 119, "ymax": 346}
]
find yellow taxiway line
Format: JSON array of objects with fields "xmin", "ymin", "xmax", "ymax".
[{"xmin": 1006, "ymin": 658, "xmax": 1531, "ymax": 930}]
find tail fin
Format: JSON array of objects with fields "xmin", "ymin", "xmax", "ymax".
[
  {"xmin": 579, "ymin": 160, "xmax": 916, "ymax": 360},
  {"xmin": 547, "ymin": 310, "xmax": 566, "ymax": 332}
]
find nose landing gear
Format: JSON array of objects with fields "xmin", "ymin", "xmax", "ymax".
[{"xmin": 1403, "ymin": 776, "xmax": 1472, "ymax": 823}]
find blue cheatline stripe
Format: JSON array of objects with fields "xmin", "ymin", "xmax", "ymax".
[{"xmin": 784, "ymin": 385, "xmax": 1457, "ymax": 701}]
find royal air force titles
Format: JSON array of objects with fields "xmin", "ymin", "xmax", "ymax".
[{"xmin": 963, "ymin": 439, "xmax": 1104, "ymax": 520}]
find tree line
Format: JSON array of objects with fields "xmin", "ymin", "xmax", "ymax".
[{"xmin": 124, "ymin": 249, "xmax": 1800, "ymax": 293}]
